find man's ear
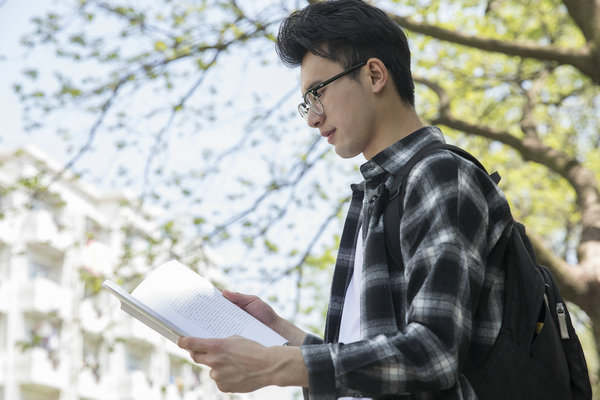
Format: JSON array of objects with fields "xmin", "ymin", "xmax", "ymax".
[{"xmin": 365, "ymin": 58, "xmax": 388, "ymax": 93}]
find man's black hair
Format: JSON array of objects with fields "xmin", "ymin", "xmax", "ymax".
[{"xmin": 276, "ymin": 0, "xmax": 415, "ymax": 106}]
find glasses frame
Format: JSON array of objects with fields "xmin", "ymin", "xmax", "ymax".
[{"xmin": 298, "ymin": 61, "xmax": 367, "ymax": 120}]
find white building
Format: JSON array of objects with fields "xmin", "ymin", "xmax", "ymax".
[{"xmin": 0, "ymin": 146, "xmax": 237, "ymax": 400}]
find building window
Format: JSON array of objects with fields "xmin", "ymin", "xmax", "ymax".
[
  {"xmin": 169, "ymin": 356, "xmax": 186, "ymax": 395},
  {"xmin": 20, "ymin": 388, "xmax": 59, "ymax": 400},
  {"xmin": 0, "ymin": 243, "xmax": 8, "ymax": 277},
  {"xmin": 0, "ymin": 243, "xmax": 8, "ymax": 312},
  {"xmin": 125, "ymin": 343, "xmax": 150, "ymax": 373},
  {"xmin": 23, "ymin": 317, "xmax": 61, "ymax": 369},
  {"xmin": 0, "ymin": 314, "xmax": 6, "ymax": 354},
  {"xmin": 83, "ymin": 335, "xmax": 102, "ymax": 382},
  {"xmin": 85, "ymin": 217, "xmax": 110, "ymax": 244},
  {"xmin": 26, "ymin": 243, "xmax": 63, "ymax": 283}
]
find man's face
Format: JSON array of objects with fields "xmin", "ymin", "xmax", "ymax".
[{"xmin": 300, "ymin": 53, "xmax": 376, "ymax": 159}]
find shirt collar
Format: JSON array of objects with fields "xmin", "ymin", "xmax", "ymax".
[{"xmin": 359, "ymin": 126, "xmax": 446, "ymax": 181}]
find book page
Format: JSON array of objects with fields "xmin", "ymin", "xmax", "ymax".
[
  {"xmin": 130, "ymin": 260, "xmax": 287, "ymax": 346},
  {"xmin": 168, "ymin": 286, "xmax": 254, "ymax": 337}
]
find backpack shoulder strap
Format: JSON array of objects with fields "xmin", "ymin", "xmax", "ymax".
[
  {"xmin": 384, "ymin": 142, "xmax": 500, "ymax": 268},
  {"xmin": 388, "ymin": 143, "xmax": 499, "ymax": 204}
]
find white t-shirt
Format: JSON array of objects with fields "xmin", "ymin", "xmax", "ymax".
[
  {"xmin": 338, "ymin": 228, "xmax": 363, "ymax": 344},
  {"xmin": 338, "ymin": 228, "xmax": 371, "ymax": 400}
]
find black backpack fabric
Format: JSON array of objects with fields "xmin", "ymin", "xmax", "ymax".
[{"xmin": 383, "ymin": 142, "xmax": 592, "ymax": 400}]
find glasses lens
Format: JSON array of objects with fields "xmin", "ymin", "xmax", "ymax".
[
  {"xmin": 306, "ymin": 92, "xmax": 323, "ymax": 115},
  {"xmin": 298, "ymin": 102, "xmax": 309, "ymax": 119}
]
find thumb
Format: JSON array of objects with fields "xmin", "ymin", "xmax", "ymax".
[{"xmin": 222, "ymin": 290, "xmax": 257, "ymax": 308}]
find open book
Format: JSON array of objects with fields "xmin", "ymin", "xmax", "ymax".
[{"xmin": 102, "ymin": 260, "xmax": 287, "ymax": 346}]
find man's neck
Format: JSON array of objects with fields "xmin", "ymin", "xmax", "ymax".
[{"xmin": 363, "ymin": 102, "xmax": 424, "ymax": 160}]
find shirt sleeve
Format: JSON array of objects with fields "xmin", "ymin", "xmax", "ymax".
[
  {"xmin": 303, "ymin": 333, "xmax": 324, "ymax": 345},
  {"xmin": 301, "ymin": 152, "xmax": 512, "ymax": 399}
]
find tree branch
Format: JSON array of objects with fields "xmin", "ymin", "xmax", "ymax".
[
  {"xmin": 207, "ymin": 137, "xmax": 327, "ymax": 240},
  {"xmin": 519, "ymin": 67, "xmax": 550, "ymax": 140},
  {"xmin": 51, "ymin": 73, "xmax": 127, "ymax": 186},
  {"xmin": 142, "ymin": 49, "xmax": 222, "ymax": 197},
  {"xmin": 525, "ymin": 228, "xmax": 587, "ymax": 294},
  {"xmin": 390, "ymin": 14, "xmax": 600, "ymax": 84},
  {"xmin": 562, "ymin": 0, "xmax": 600, "ymax": 44},
  {"xmin": 272, "ymin": 194, "xmax": 350, "ymax": 283},
  {"xmin": 414, "ymin": 75, "xmax": 588, "ymax": 186}
]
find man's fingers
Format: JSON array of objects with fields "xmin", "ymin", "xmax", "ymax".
[
  {"xmin": 178, "ymin": 336, "xmax": 216, "ymax": 354},
  {"xmin": 190, "ymin": 350, "xmax": 210, "ymax": 365},
  {"xmin": 221, "ymin": 290, "xmax": 237, "ymax": 302},
  {"xmin": 177, "ymin": 336, "xmax": 195, "ymax": 350},
  {"xmin": 222, "ymin": 290, "xmax": 261, "ymax": 309}
]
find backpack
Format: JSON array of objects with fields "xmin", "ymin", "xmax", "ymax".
[{"xmin": 383, "ymin": 142, "xmax": 592, "ymax": 400}]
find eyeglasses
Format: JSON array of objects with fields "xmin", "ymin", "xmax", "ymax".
[{"xmin": 298, "ymin": 61, "xmax": 367, "ymax": 120}]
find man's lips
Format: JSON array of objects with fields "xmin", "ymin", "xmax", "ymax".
[{"xmin": 321, "ymin": 128, "xmax": 335, "ymax": 143}]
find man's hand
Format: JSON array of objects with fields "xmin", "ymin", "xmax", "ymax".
[
  {"xmin": 221, "ymin": 291, "xmax": 279, "ymax": 328},
  {"xmin": 222, "ymin": 291, "xmax": 307, "ymax": 346},
  {"xmin": 177, "ymin": 335, "xmax": 308, "ymax": 393}
]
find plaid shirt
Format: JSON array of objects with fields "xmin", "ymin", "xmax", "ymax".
[{"xmin": 301, "ymin": 126, "xmax": 513, "ymax": 400}]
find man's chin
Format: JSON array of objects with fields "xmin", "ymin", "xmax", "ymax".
[{"xmin": 334, "ymin": 147, "xmax": 362, "ymax": 159}]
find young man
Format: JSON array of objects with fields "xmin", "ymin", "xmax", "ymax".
[{"xmin": 178, "ymin": 1, "xmax": 513, "ymax": 399}]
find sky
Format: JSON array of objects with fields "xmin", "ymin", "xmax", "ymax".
[
  {"xmin": 1, "ymin": 0, "xmax": 32, "ymax": 144},
  {"xmin": 1, "ymin": 0, "xmax": 84, "ymax": 163}
]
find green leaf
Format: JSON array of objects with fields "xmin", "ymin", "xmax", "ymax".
[{"xmin": 154, "ymin": 40, "xmax": 168, "ymax": 52}]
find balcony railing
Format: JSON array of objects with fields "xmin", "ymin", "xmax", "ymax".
[
  {"xmin": 22, "ymin": 210, "xmax": 72, "ymax": 250},
  {"xmin": 77, "ymin": 367, "xmax": 105, "ymax": 399},
  {"xmin": 112, "ymin": 314, "xmax": 163, "ymax": 346},
  {"xmin": 19, "ymin": 278, "xmax": 72, "ymax": 318},
  {"xmin": 0, "ymin": 281, "xmax": 8, "ymax": 313},
  {"xmin": 14, "ymin": 347, "xmax": 68, "ymax": 390},
  {"xmin": 116, "ymin": 370, "xmax": 160, "ymax": 400}
]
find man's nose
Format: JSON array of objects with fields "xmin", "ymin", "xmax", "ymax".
[{"xmin": 306, "ymin": 109, "xmax": 324, "ymax": 128}]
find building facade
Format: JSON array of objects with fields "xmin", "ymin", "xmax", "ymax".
[{"xmin": 0, "ymin": 147, "xmax": 236, "ymax": 400}]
